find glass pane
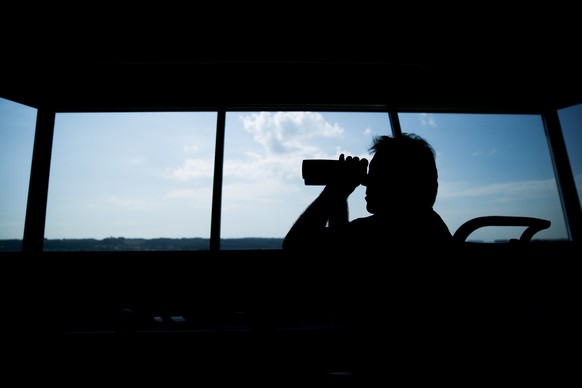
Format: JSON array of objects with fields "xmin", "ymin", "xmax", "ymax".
[
  {"xmin": 45, "ymin": 112, "xmax": 216, "ymax": 251},
  {"xmin": 401, "ymin": 112, "xmax": 568, "ymax": 242},
  {"xmin": 222, "ymin": 111, "xmax": 391, "ymax": 249},
  {"xmin": 0, "ymin": 98, "xmax": 37, "ymax": 251},
  {"xmin": 558, "ymin": 103, "xmax": 582, "ymax": 210}
]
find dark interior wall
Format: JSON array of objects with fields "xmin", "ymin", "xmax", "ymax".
[
  {"xmin": 3, "ymin": 241, "xmax": 578, "ymax": 333},
  {"xmin": 4, "ymin": 3, "xmax": 581, "ymax": 112},
  {"xmin": 2, "ymin": 241, "xmax": 579, "ymax": 383},
  {"xmin": 3, "ymin": 53, "xmax": 582, "ymax": 112}
]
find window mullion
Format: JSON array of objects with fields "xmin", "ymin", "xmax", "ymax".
[
  {"xmin": 210, "ymin": 108, "xmax": 226, "ymax": 251},
  {"xmin": 543, "ymin": 108, "xmax": 582, "ymax": 242},
  {"xmin": 23, "ymin": 107, "xmax": 55, "ymax": 254}
]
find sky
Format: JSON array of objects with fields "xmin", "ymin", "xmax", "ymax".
[{"xmin": 1, "ymin": 97, "xmax": 581, "ymax": 244}]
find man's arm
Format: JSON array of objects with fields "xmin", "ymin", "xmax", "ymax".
[
  {"xmin": 282, "ymin": 187, "xmax": 349, "ymax": 251},
  {"xmin": 282, "ymin": 155, "xmax": 367, "ymax": 251}
]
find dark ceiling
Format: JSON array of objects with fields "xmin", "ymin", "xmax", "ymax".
[{"xmin": 2, "ymin": 30, "xmax": 581, "ymax": 112}]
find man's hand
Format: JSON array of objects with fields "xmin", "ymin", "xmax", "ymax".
[{"xmin": 326, "ymin": 154, "xmax": 368, "ymax": 197}]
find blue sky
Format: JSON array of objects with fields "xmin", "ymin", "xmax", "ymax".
[{"xmin": 1, "ymin": 97, "xmax": 581, "ymax": 244}]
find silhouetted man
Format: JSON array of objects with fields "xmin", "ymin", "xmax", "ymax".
[
  {"xmin": 283, "ymin": 133, "xmax": 452, "ymax": 253},
  {"xmin": 282, "ymin": 133, "xmax": 454, "ymax": 384}
]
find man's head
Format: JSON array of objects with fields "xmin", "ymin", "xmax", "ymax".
[{"xmin": 362, "ymin": 133, "xmax": 438, "ymax": 214}]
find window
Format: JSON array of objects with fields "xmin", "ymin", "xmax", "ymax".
[
  {"xmin": 0, "ymin": 98, "xmax": 36, "ymax": 251},
  {"xmin": 1, "ymin": 99, "xmax": 580, "ymax": 252},
  {"xmin": 221, "ymin": 111, "xmax": 390, "ymax": 248},
  {"xmin": 559, "ymin": 103, "xmax": 582, "ymax": 210},
  {"xmin": 405, "ymin": 112, "xmax": 568, "ymax": 242},
  {"xmin": 45, "ymin": 112, "xmax": 216, "ymax": 250}
]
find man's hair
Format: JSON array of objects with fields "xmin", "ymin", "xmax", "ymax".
[{"xmin": 369, "ymin": 133, "xmax": 439, "ymax": 207}]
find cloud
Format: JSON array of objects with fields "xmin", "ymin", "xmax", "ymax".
[
  {"xmin": 170, "ymin": 158, "xmax": 215, "ymax": 181},
  {"xmin": 222, "ymin": 179, "xmax": 296, "ymax": 204},
  {"xmin": 439, "ymin": 178, "xmax": 557, "ymax": 201},
  {"xmin": 183, "ymin": 144, "xmax": 200, "ymax": 154},
  {"xmin": 104, "ymin": 195, "xmax": 160, "ymax": 210},
  {"xmin": 218, "ymin": 112, "xmax": 353, "ymax": 184},
  {"xmin": 166, "ymin": 186, "xmax": 212, "ymax": 200},
  {"xmin": 169, "ymin": 112, "xmax": 373, "ymax": 186},
  {"xmin": 240, "ymin": 111, "xmax": 344, "ymax": 155},
  {"xmin": 419, "ymin": 113, "xmax": 437, "ymax": 127}
]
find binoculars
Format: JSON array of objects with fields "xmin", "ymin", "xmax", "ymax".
[{"xmin": 302, "ymin": 159, "xmax": 340, "ymax": 185}]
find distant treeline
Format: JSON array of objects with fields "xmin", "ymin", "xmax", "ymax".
[{"xmin": 0, "ymin": 237, "xmax": 284, "ymax": 251}]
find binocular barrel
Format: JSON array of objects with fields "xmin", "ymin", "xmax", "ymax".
[{"xmin": 302, "ymin": 159, "xmax": 340, "ymax": 185}]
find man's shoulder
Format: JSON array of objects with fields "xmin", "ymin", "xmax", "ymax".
[{"xmin": 349, "ymin": 215, "xmax": 382, "ymax": 227}]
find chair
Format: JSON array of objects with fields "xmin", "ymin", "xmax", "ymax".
[{"xmin": 453, "ymin": 215, "xmax": 551, "ymax": 243}]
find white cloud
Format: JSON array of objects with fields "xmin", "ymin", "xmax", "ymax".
[
  {"xmin": 222, "ymin": 179, "xmax": 296, "ymax": 204},
  {"xmin": 166, "ymin": 186, "xmax": 212, "ymax": 201},
  {"xmin": 419, "ymin": 113, "xmax": 437, "ymax": 127},
  {"xmin": 170, "ymin": 159, "xmax": 215, "ymax": 181},
  {"xmin": 104, "ymin": 195, "xmax": 160, "ymax": 210},
  {"xmin": 439, "ymin": 178, "xmax": 557, "ymax": 200},
  {"xmin": 169, "ymin": 112, "xmax": 370, "ymax": 188},
  {"xmin": 240, "ymin": 111, "xmax": 344, "ymax": 155},
  {"xmin": 183, "ymin": 144, "xmax": 200, "ymax": 154}
]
